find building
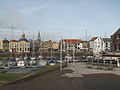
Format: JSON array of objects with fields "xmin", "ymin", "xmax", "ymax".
[
  {"xmin": 48, "ymin": 40, "xmax": 53, "ymax": 50},
  {"xmin": 17, "ymin": 33, "xmax": 30, "ymax": 52},
  {"xmin": 9, "ymin": 40, "xmax": 18, "ymax": 52},
  {"xmin": 61, "ymin": 39, "xmax": 82, "ymax": 53},
  {"xmin": 89, "ymin": 37, "xmax": 103, "ymax": 54},
  {"xmin": 102, "ymin": 38, "xmax": 111, "ymax": 52},
  {"xmin": 41, "ymin": 41, "xmax": 49, "ymax": 52},
  {"xmin": 77, "ymin": 41, "xmax": 89, "ymax": 53},
  {"xmin": 2, "ymin": 38, "xmax": 9, "ymax": 52},
  {"xmin": 111, "ymin": 28, "xmax": 120, "ymax": 52},
  {"xmin": 34, "ymin": 32, "xmax": 41, "ymax": 52},
  {"xmin": 53, "ymin": 42, "xmax": 59, "ymax": 51},
  {"xmin": 0, "ymin": 41, "xmax": 3, "ymax": 52}
]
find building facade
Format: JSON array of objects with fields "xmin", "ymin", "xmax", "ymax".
[
  {"xmin": 0, "ymin": 41, "xmax": 3, "ymax": 52},
  {"xmin": 53, "ymin": 42, "xmax": 59, "ymax": 51},
  {"xmin": 102, "ymin": 38, "xmax": 111, "ymax": 52},
  {"xmin": 77, "ymin": 41, "xmax": 89, "ymax": 53},
  {"xmin": 2, "ymin": 38, "xmax": 9, "ymax": 52},
  {"xmin": 61, "ymin": 39, "xmax": 82, "ymax": 54},
  {"xmin": 89, "ymin": 37, "xmax": 103, "ymax": 54},
  {"xmin": 17, "ymin": 33, "xmax": 30, "ymax": 52},
  {"xmin": 111, "ymin": 28, "xmax": 120, "ymax": 52},
  {"xmin": 9, "ymin": 40, "xmax": 18, "ymax": 52}
]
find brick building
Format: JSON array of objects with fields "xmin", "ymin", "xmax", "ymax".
[{"xmin": 111, "ymin": 28, "xmax": 120, "ymax": 52}]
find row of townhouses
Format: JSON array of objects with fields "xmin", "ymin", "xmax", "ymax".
[
  {"xmin": 0, "ymin": 28, "xmax": 120, "ymax": 54},
  {"xmin": 59, "ymin": 37, "xmax": 111, "ymax": 54},
  {"xmin": 0, "ymin": 32, "xmax": 60, "ymax": 53}
]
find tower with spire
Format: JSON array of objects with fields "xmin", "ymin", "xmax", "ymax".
[{"xmin": 37, "ymin": 31, "xmax": 41, "ymax": 42}]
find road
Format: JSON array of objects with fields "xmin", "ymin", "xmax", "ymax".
[{"xmin": 0, "ymin": 69, "xmax": 85, "ymax": 90}]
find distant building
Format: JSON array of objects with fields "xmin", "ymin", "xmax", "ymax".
[
  {"xmin": 17, "ymin": 33, "xmax": 30, "ymax": 52},
  {"xmin": 89, "ymin": 37, "xmax": 103, "ymax": 54},
  {"xmin": 2, "ymin": 38, "xmax": 9, "ymax": 52},
  {"xmin": 48, "ymin": 40, "xmax": 53, "ymax": 51},
  {"xmin": 41, "ymin": 41, "xmax": 49, "ymax": 52},
  {"xmin": 111, "ymin": 28, "xmax": 120, "ymax": 52},
  {"xmin": 34, "ymin": 32, "xmax": 41, "ymax": 52},
  {"xmin": 61, "ymin": 39, "xmax": 82, "ymax": 53},
  {"xmin": 77, "ymin": 41, "xmax": 89, "ymax": 53},
  {"xmin": 0, "ymin": 40, "xmax": 3, "ymax": 52},
  {"xmin": 9, "ymin": 40, "xmax": 18, "ymax": 52},
  {"xmin": 53, "ymin": 42, "xmax": 59, "ymax": 51},
  {"xmin": 102, "ymin": 38, "xmax": 111, "ymax": 52}
]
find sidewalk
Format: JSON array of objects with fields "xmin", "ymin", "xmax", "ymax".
[{"xmin": 62, "ymin": 62, "xmax": 120, "ymax": 78}]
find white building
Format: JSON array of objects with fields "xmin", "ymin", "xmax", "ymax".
[
  {"xmin": 9, "ymin": 40, "xmax": 18, "ymax": 52},
  {"xmin": 89, "ymin": 37, "xmax": 103, "ymax": 54},
  {"xmin": 77, "ymin": 41, "xmax": 89, "ymax": 53},
  {"xmin": 63, "ymin": 39, "xmax": 82, "ymax": 52}
]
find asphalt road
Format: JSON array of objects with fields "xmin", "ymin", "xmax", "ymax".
[
  {"xmin": 0, "ymin": 69, "xmax": 120, "ymax": 90},
  {"xmin": 0, "ymin": 69, "xmax": 85, "ymax": 90}
]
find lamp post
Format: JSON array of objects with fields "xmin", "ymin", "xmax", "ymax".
[
  {"xmin": 60, "ymin": 39, "xmax": 63, "ymax": 72},
  {"xmin": 73, "ymin": 44, "xmax": 75, "ymax": 67}
]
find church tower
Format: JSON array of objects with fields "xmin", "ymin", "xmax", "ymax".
[{"xmin": 37, "ymin": 31, "xmax": 41, "ymax": 42}]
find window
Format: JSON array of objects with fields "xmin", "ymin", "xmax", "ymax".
[{"xmin": 116, "ymin": 34, "xmax": 120, "ymax": 39}]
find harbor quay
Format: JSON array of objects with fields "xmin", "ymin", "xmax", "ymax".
[
  {"xmin": 0, "ymin": 62, "xmax": 120, "ymax": 90},
  {"xmin": 0, "ymin": 0, "xmax": 120, "ymax": 90}
]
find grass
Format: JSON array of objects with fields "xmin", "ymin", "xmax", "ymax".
[
  {"xmin": 0, "ymin": 63, "xmax": 67, "ymax": 85},
  {"xmin": 0, "ymin": 73, "xmax": 25, "ymax": 85}
]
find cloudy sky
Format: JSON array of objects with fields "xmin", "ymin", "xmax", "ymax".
[{"xmin": 0, "ymin": 0, "xmax": 120, "ymax": 41}]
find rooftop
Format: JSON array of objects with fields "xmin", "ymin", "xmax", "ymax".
[
  {"xmin": 64, "ymin": 39, "xmax": 82, "ymax": 43},
  {"xmin": 90, "ymin": 37, "xmax": 98, "ymax": 41},
  {"xmin": 10, "ymin": 40, "xmax": 18, "ymax": 42}
]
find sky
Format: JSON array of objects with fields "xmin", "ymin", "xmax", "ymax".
[{"xmin": 0, "ymin": 0, "xmax": 120, "ymax": 41}]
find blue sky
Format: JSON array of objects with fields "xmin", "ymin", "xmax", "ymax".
[{"xmin": 0, "ymin": 0, "xmax": 120, "ymax": 41}]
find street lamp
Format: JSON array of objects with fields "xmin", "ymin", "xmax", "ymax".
[{"xmin": 60, "ymin": 39, "xmax": 63, "ymax": 72}]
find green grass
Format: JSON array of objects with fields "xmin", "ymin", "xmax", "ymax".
[
  {"xmin": 0, "ymin": 73, "xmax": 25, "ymax": 85},
  {"xmin": 0, "ymin": 73, "xmax": 24, "ymax": 81},
  {"xmin": 0, "ymin": 63, "xmax": 67, "ymax": 85}
]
